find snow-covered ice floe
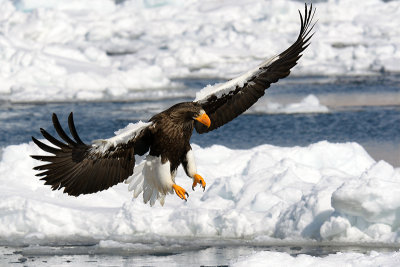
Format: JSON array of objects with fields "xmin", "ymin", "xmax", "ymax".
[
  {"xmin": 231, "ymin": 250, "xmax": 400, "ymax": 267},
  {"xmin": 249, "ymin": 94, "xmax": 329, "ymax": 114},
  {"xmin": 1, "ymin": 140, "xmax": 399, "ymax": 246},
  {"xmin": 1, "ymin": 0, "xmax": 400, "ymax": 102}
]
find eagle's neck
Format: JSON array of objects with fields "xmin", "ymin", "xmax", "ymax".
[
  {"xmin": 182, "ymin": 120, "xmax": 194, "ymax": 134},
  {"xmin": 168, "ymin": 113, "xmax": 194, "ymax": 137}
]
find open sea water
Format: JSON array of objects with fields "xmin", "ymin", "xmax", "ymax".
[{"xmin": 1, "ymin": 75, "xmax": 399, "ymax": 165}]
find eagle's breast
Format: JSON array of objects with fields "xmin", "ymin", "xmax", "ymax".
[{"xmin": 149, "ymin": 113, "xmax": 194, "ymax": 172}]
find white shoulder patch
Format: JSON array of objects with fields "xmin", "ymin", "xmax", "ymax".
[
  {"xmin": 91, "ymin": 121, "xmax": 152, "ymax": 154},
  {"xmin": 194, "ymin": 55, "xmax": 279, "ymax": 102}
]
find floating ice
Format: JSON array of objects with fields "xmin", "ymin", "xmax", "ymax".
[
  {"xmin": 231, "ymin": 250, "xmax": 400, "ymax": 267},
  {"xmin": 1, "ymin": 139, "xmax": 399, "ymax": 246},
  {"xmin": 249, "ymin": 94, "xmax": 329, "ymax": 114},
  {"xmin": 1, "ymin": 0, "xmax": 400, "ymax": 102},
  {"xmin": 320, "ymin": 161, "xmax": 400, "ymax": 242}
]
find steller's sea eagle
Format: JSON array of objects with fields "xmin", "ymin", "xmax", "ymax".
[{"xmin": 31, "ymin": 4, "xmax": 315, "ymax": 206}]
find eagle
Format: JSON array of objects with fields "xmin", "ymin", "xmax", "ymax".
[{"xmin": 31, "ymin": 4, "xmax": 315, "ymax": 206}]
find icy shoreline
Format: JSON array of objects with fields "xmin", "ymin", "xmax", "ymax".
[
  {"xmin": 1, "ymin": 140, "xmax": 399, "ymax": 246},
  {"xmin": 2, "ymin": 244, "xmax": 400, "ymax": 267}
]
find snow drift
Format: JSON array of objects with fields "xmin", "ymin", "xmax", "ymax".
[{"xmin": 1, "ymin": 140, "xmax": 399, "ymax": 246}]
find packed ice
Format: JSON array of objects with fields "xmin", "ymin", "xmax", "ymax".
[
  {"xmin": 231, "ymin": 250, "xmax": 400, "ymax": 267},
  {"xmin": 1, "ymin": 140, "xmax": 399, "ymax": 247},
  {"xmin": 249, "ymin": 94, "xmax": 329, "ymax": 114},
  {"xmin": 1, "ymin": 0, "xmax": 400, "ymax": 102}
]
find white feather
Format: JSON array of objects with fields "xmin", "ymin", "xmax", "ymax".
[
  {"xmin": 127, "ymin": 155, "xmax": 175, "ymax": 206},
  {"xmin": 128, "ymin": 171, "xmax": 143, "ymax": 191},
  {"xmin": 185, "ymin": 149, "xmax": 197, "ymax": 178},
  {"xmin": 194, "ymin": 55, "xmax": 279, "ymax": 102},
  {"xmin": 125, "ymin": 160, "xmax": 145, "ymax": 185},
  {"xmin": 133, "ymin": 180, "xmax": 144, "ymax": 198},
  {"xmin": 91, "ymin": 121, "xmax": 152, "ymax": 154}
]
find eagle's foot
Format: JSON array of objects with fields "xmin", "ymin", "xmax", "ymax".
[
  {"xmin": 192, "ymin": 174, "xmax": 206, "ymax": 191},
  {"xmin": 172, "ymin": 184, "xmax": 189, "ymax": 201}
]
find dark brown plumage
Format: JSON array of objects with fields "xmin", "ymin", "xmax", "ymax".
[
  {"xmin": 31, "ymin": 4, "xmax": 316, "ymax": 202},
  {"xmin": 32, "ymin": 113, "xmax": 151, "ymax": 196},
  {"xmin": 148, "ymin": 102, "xmax": 202, "ymax": 171}
]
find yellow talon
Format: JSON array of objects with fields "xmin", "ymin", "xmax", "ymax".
[
  {"xmin": 192, "ymin": 174, "xmax": 206, "ymax": 191},
  {"xmin": 172, "ymin": 184, "xmax": 188, "ymax": 201}
]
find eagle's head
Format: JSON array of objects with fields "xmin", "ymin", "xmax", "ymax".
[
  {"xmin": 193, "ymin": 109, "xmax": 211, "ymax": 128},
  {"xmin": 167, "ymin": 103, "xmax": 211, "ymax": 128}
]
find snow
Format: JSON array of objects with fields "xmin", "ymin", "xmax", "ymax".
[
  {"xmin": 249, "ymin": 94, "xmax": 329, "ymax": 114},
  {"xmin": 323, "ymin": 161, "xmax": 400, "ymax": 241},
  {"xmin": 1, "ymin": 139, "xmax": 400, "ymax": 248},
  {"xmin": 231, "ymin": 250, "xmax": 400, "ymax": 267},
  {"xmin": 1, "ymin": 0, "xmax": 400, "ymax": 102}
]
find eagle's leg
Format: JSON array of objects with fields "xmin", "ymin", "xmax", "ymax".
[
  {"xmin": 172, "ymin": 184, "xmax": 189, "ymax": 201},
  {"xmin": 192, "ymin": 174, "xmax": 206, "ymax": 191},
  {"xmin": 183, "ymin": 149, "xmax": 207, "ymax": 192}
]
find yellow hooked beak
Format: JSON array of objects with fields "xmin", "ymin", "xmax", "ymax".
[{"xmin": 195, "ymin": 113, "xmax": 211, "ymax": 128}]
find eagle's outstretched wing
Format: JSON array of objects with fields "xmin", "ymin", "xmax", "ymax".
[
  {"xmin": 194, "ymin": 4, "xmax": 316, "ymax": 134},
  {"xmin": 31, "ymin": 113, "xmax": 152, "ymax": 196}
]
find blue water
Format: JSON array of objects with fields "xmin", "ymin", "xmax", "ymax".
[
  {"xmin": 0, "ymin": 101, "xmax": 397, "ymax": 145},
  {"xmin": 1, "ymin": 76, "xmax": 399, "ymax": 165}
]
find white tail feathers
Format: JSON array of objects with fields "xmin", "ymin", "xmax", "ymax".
[{"xmin": 126, "ymin": 155, "xmax": 174, "ymax": 206}]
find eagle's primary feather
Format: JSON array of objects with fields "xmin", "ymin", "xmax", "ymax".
[{"xmin": 194, "ymin": 3, "xmax": 315, "ymax": 133}]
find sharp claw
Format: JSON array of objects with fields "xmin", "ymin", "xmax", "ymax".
[
  {"xmin": 193, "ymin": 174, "xmax": 206, "ymax": 193},
  {"xmin": 173, "ymin": 184, "xmax": 188, "ymax": 201}
]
